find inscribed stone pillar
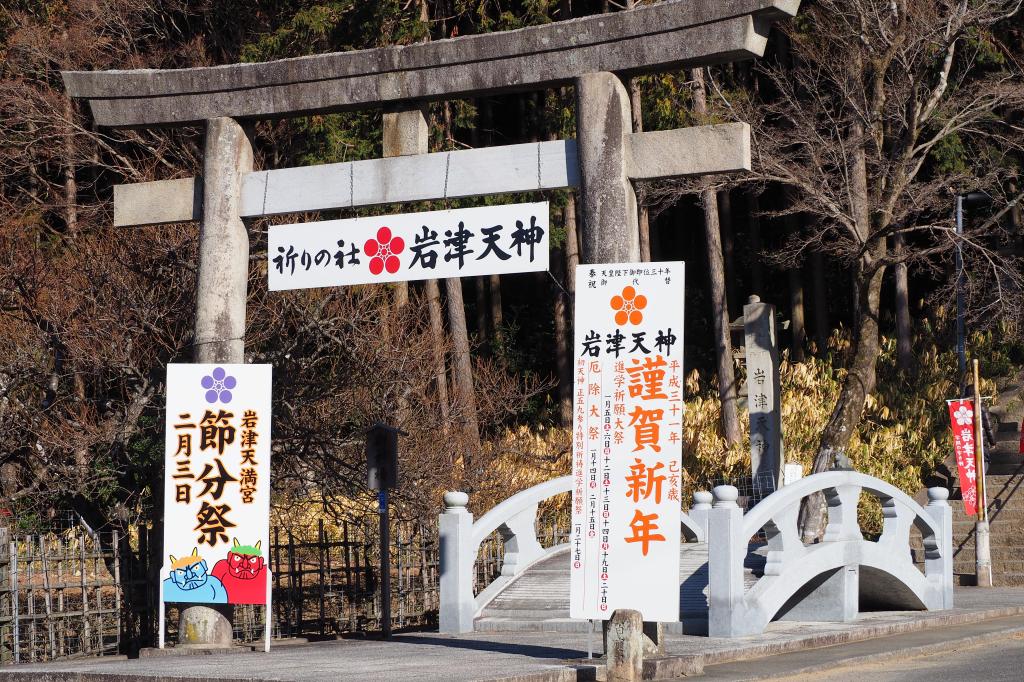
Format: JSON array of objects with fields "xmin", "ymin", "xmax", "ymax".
[
  {"xmin": 604, "ymin": 609, "xmax": 644, "ymax": 682},
  {"xmin": 383, "ymin": 107, "xmax": 429, "ymax": 307},
  {"xmin": 743, "ymin": 295, "xmax": 783, "ymax": 494},
  {"xmin": 575, "ymin": 72, "xmax": 640, "ymax": 264},
  {"xmin": 183, "ymin": 116, "xmax": 253, "ymax": 648},
  {"xmin": 194, "ymin": 117, "xmax": 253, "ymax": 365}
]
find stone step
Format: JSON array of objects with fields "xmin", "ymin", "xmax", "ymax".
[
  {"xmin": 952, "ymin": 511, "xmax": 1024, "ymax": 526},
  {"xmin": 954, "ymin": 572, "xmax": 1024, "ymax": 587},
  {"xmin": 952, "ymin": 508, "xmax": 1024, "ymax": 523},
  {"xmin": 474, "ymin": 616, "xmax": 591, "ymax": 633},
  {"xmin": 950, "ymin": 533, "xmax": 1024, "ymax": 548},
  {"xmin": 953, "ymin": 563, "xmax": 1024, "ymax": 576},
  {"xmin": 951, "ymin": 546, "xmax": 1024, "ymax": 562},
  {"xmin": 480, "ymin": 608, "xmax": 570, "ymax": 619}
]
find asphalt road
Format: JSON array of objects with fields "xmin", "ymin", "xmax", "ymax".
[
  {"xmin": 699, "ymin": 614, "xmax": 1024, "ymax": 681},
  {"xmin": 780, "ymin": 630, "xmax": 1024, "ymax": 681}
]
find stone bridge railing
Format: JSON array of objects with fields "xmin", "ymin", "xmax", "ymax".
[
  {"xmin": 438, "ymin": 478, "xmax": 570, "ymax": 633},
  {"xmin": 438, "ymin": 476, "xmax": 711, "ymax": 633},
  {"xmin": 439, "ymin": 471, "xmax": 953, "ymax": 636},
  {"xmin": 709, "ymin": 471, "xmax": 953, "ymax": 637}
]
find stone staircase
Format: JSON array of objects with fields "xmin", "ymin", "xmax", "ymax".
[{"xmin": 950, "ymin": 373, "xmax": 1024, "ymax": 586}]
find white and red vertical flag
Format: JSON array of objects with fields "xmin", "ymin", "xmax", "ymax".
[
  {"xmin": 947, "ymin": 399, "xmax": 978, "ymax": 516},
  {"xmin": 570, "ymin": 262, "xmax": 685, "ymax": 623}
]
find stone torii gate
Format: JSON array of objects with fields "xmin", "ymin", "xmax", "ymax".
[{"xmin": 62, "ymin": 0, "xmax": 799, "ymax": 648}]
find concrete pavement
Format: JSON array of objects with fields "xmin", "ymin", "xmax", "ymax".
[{"xmin": 2, "ymin": 587, "xmax": 1024, "ymax": 681}]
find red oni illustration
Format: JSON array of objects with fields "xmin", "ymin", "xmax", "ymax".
[{"xmin": 211, "ymin": 538, "xmax": 268, "ymax": 604}]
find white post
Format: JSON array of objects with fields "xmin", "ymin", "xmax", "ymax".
[
  {"xmin": 707, "ymin": 485, "xmax": 744, "ymax": 638},
  {"xmin": 688, "ymin": 491, "xmax": 713, "ymax": 542},
  {"xmin": 926, "ymin": 487, "xmax": 954, "ymax": 609},
  {"xmin": 438, "ymin": 492, "xmax": 475, "ymax": 634}
]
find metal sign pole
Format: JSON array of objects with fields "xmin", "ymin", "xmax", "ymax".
[
  {"xmin": 11, "ymin": 542, "xmax": 19, "ymax": 663},
  {"xmin": 158, "ymin": 593, "xmax": 165, "ymax": 649},
  {"xmin": 264, "ymin": 566, "xmax": 272, "ymax": 652},
  {"xmin": 973, "ymin": 359, "xmax": 993, "ymax": 587},
  {"xmin": 379, "ymin": 489, "xmax": 391, "ymax": 639}
]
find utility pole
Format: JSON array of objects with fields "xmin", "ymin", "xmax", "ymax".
[{"xmin": 955, "ymin": 192, "xmax": 991, "ymax": 393}]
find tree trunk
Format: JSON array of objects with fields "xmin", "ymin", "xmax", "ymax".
[
  {"xmin": 702, "ymin": 188, "xmax": 742, "ymax": 446},
  {"xmin": 783, "ymin": 194, "xmax": 806, "ymax": 362},
  {"xmin": 488, "ymin": 274, "xmax": 503, "ymax": 337},
  {"xmin": 425, "ymin": 279, "xmax": 451, "ymax": 424},
  {"xmin": 800, "ymin": 115, "xmax": 877, "ymax": 539},
  {"xmin": 64, "ymin": 97, "xmax": 78, "ymax": 235},
  {"xmin": 746, "ymin": 190, "xmax": 765, "ymax": 298},
  {"xmin": 811, "ymin": 250, "xmax": 829, "ymax": 352},
  {"xmin": 788, "ymin": 267, "xmax": 806, "ymax": 362},
  {"xmin": 692, "ymin": 68, "xmax": 741, "ymax": 446},
  {"xmin": 445, "ymin": 278, "xmax": 482, "ymax": 467},
  {"xmin": 799, "ymin": 256, "xmax": 885, "ymax": 541},
  {"xmin": 475, "ymin": 277, "xmax": 489, "ymax": 348},
  {"xmin": 894, "ymin": 234, "xmax": 913, "ymax": 371},
  {"xmin": 718, "ymin": 190, "xmax": 738, "ymax": 315}
]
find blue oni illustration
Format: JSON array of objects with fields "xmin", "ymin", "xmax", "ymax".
[{"xmin": 162, "ymin": 548, "xmax": 228, "ymax": 603}]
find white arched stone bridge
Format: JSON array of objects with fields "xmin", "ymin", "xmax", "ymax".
[{"xmin": 438, "ymin": 471, "xmax": 953, "ymax": 637}]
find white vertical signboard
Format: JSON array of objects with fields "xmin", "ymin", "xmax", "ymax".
[
  {"xmin": 570, "ymin": 263, "xmax": 685, "ymax": 622},
  {"xmin": 161, "ymin": 364, "xmax": 272, "ymax": 614}
]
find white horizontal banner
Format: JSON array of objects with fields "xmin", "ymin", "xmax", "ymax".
[{"xmin": 268, "ymin": 202, "xmax": 549, "ymax": 291}]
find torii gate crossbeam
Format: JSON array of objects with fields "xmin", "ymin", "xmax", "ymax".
[{"xmin": 62, "ymin": 0, "xmax": 799, "ymax": 127}]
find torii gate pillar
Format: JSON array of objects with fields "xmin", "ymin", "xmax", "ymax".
[
  {"xmin": 577, "ymin": 71, "xmax": 667, "ymax": 653},
  {"xmin": 576, "ymin": 72, "xmax": 640, "ymax": 264},
  {"xmin": 179, "ymin": 116, "xmax": 253, "ymax": 648}
]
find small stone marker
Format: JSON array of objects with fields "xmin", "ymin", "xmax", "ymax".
[
  {"xmin": 604, "ymin": 609, "xmax": 644, "ymax": 682},
  {"xmin": 743, "ymin": 295, "xmax": 783, "ymax": 495},
  {"xmin": 783, "ymin": 461, "xmax": 803, "ymax": 486}
]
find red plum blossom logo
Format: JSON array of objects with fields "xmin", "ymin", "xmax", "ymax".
[
  {"xmin": 364, "ymin": 227, "xmax": 405, "ymax": 275},
  {"xmin": 610, "ymin": 286, "xmax": 647, "ymax": 326},
  {"xmin": 953, "ymin": 404, "xmax": 973, "ymax": 426},
  {"xmin": 201, "ymin": 367, "xmax": 236, "ymax": 404}
]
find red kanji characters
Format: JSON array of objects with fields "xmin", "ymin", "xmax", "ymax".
[
  {"xmin": 626, "ymin": 355, "xmax": 668, "ymax": 400},
  {"xmin": 628, "ymin": 406, "xmax": 664, "ymax": 452},
  {"xmin": 624, "ymin": 509, "xmax": 665, "ymax": 556},
  {"xmin": 625, "ymin": 458, "xmax": 665, "ymax": 503}
]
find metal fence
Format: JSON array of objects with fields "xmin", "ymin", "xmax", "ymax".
[
  {"xmin": 1, "ymin": 513, "xmax": 443, "ymax": 664},
  {"xmin": 158, "ymin": 517, "xmax": 442, "ymax": 644},
  {"xmin": 264, "ymin": 518, "xmax": 438, "ymax": 639},
  {"xmin": 0, "ymin": 530, "xmax": 122, "ymax": 664}
]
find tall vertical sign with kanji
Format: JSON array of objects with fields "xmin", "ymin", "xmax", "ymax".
[
  {"xmin": 570, "ymin": 263, "xmax": 685, "ymax": 622},
  {"xmin": 947, "ymin": 399, "xmax": 978, "ymax": 517},
  {"xmin": 162, "ymin": 364, "xmax": 272, "ymax": 605}
]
